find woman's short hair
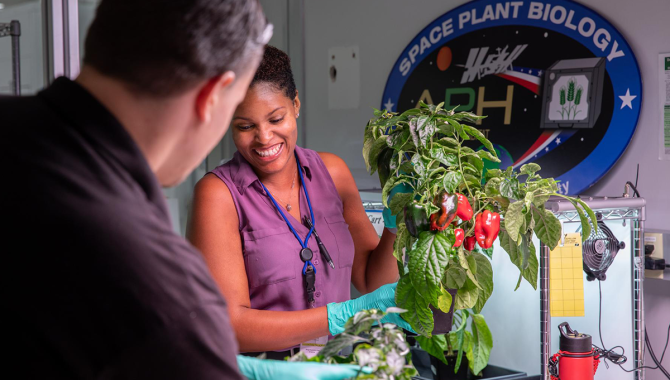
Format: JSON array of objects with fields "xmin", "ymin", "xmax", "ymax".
[
  {"xmin": 251, "ymin": 46, "xmax": 297, "ymax": 100},
  {"xmin": 83, "ymin": 0, "xmax": 268, "ymax": 97}
]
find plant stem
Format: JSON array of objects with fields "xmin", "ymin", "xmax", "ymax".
[{"xmin": 458, "ymin": 146, "xmax": 472, "ymax": 198}]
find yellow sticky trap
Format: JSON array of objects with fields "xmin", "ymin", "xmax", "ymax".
[{"xmin": 550, "ymin": 233, "xmax": 585, "ymax": 317}]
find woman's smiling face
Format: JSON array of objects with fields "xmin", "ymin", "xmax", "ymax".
[{"xmin": 232, "ymin": 82, "xmax": 300, "ymax": 176}]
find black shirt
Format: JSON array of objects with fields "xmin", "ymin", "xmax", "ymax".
[{"xmin": 2, "ymin": 78, "xmax": 243, "ymax": 380}]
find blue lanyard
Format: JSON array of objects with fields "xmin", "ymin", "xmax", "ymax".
[{"xmin": 259, "ymin": 152, "xmax": 316, "ymax": 276}]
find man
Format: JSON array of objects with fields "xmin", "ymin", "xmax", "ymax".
[{"xmin": 2, "ymin": 1, "xmax": 368, "ymax": 379}]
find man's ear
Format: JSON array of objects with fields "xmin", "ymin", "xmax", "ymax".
[{"xmin": 196, "ymin": 71, "xmax": 236, "ymax": 123}]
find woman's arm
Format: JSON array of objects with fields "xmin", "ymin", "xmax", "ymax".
[
  {"xmin": 186, "ymin": 175, "xmax": 330, "ymax": 352},
  {"xmin": 318, "ymin": 153, "xmax": 399, "ymax": 295}
]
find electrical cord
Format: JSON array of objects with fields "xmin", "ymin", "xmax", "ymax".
[
  {"xmin": 595, "ymin": 280, "xmax": 670, "ymax": 378},
  {"xmin": 626, "ymin": 181, "xmax": 641, "ymax": 198}
]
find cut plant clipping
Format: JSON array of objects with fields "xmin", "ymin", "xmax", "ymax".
[
  {"xmin": 363, "ymin": 101, "xmax": 599, "ymax": 375},
  {"xmin": 288, "ymin": 308, "xmax": 418, "ymax": 380}
]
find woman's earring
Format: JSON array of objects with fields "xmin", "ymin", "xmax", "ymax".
[{"xmin": 296, "ymin": 113, "xmax": 300, "ymax": 118}]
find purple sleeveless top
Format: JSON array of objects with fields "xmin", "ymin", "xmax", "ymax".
[{"xmin": 209, "ymin": 146, "xmax": 354, "ymax": 321}]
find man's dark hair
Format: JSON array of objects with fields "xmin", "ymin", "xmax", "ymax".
[
  {"xmin": 251, "ymin": 45, "xmax": 297, "ymax": 100},
  {"xmin": 84, "ymin": 0, "xmax": 268, "ymax": 97}
]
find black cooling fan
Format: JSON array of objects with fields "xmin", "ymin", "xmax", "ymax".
[{"xmin": 582, "ymin": 215, "xmax": 626, "ymax": 281}]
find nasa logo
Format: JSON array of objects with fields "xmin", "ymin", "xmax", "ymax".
[{"xmin": 382, "ymin": 0, "xmax": 641, "ymax": 195}]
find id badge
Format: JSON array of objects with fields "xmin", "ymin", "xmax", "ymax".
[{"xmin": 299, "ymin": 335, "xmax": 328, "ymax": 358}]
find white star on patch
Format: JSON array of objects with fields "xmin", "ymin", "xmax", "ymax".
[
  {"xmin": 545, "ymin": 147, "xmax": 550, "ymax": 152},
  {"xmin": 556, "ymin": 138, "xmax": 562, "ymax": 145},
  {"xmin": 619, "ymin": 89, "xmax": 637, "ymax": 109},
  {"xmin": 384, "ymin": 98, "xmax": 395, "ymax": 111},
  {"xmin": 538, "ymin": 70, "xmax": 543, "ymax": 76}
]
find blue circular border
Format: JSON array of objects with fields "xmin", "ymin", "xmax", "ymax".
[{"xmin": 381, "ymin": 0, "xmax": 642, "ymax": 195}]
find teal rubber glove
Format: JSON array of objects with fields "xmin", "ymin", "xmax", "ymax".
[
  {"xmin": 326, "ymin": 282, "xmax": 415, "ymax": 335},
  {"xmin": 382, "ymin": 182, "xmax": 413, "ymax": 230},
  {"xmin": 236, "ymin": 355, "xmax": 368, "ymax": 380}
]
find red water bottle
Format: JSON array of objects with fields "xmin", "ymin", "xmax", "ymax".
[{"xmin": 549, "ymin": 322, "xmax": 599, "ymax": 380}]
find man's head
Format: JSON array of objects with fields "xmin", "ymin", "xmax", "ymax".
[{"xmin": 79, "ymin": 0, "xmax": 270, "ymax": 186}]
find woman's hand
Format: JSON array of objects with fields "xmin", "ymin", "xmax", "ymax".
[{"xmin": 326, "ymin": 283, "xmax": 415, "ymax": 335}]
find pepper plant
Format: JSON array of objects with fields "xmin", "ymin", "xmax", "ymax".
[{"xmin": 363, "ymin": 101, "xmax": 598, "ymax": 375}]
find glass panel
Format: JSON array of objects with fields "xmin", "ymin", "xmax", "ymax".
[{"xmin": 0, "ymin": 0, "xmax": 45, "ymax": 95}]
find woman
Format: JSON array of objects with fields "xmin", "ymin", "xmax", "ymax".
[{"xmin": 188, "ymin": 46, "xmax": 405, "ymax": 356}]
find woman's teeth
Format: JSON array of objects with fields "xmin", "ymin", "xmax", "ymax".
[{"xmin": 254, "ymin": 144, "xmax": 282, "ymax": 157}]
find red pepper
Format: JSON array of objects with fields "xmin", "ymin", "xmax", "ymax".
[
  {"xmin": 475, "ymin": 210, "xmax": 501, "ymax": 249},
  {"xmin": 474, "ymin": 213, "xmax": 486, "ymax": 248},
  {"xmin": 455, "ymin": 193, "xmax": 474, "ymax": 221},
  {"xmin": 464, "ymin": 236, "xmax": 476, "ymax": 251},
  {"xmin": 430, "ymin": 191, "xmax": 458, "ymax": 231},
  {"xmin": 482, "ymin": 210, "xmax": 501, "ymax": 248},
  {"xmin": 453, "ymin": 228, "xmax": 465, "ymax": 248}
]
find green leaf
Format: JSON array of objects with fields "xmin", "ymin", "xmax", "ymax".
[
  {"xmin": 393, "ymin": 224, "xmax": 409, "ymax": 263},
  {"xmin": 574, "ymin": 198, "xmax": 599, "ymax": 236},
  {"xmin": 408, "ymin": 231, "xmax": 453, "ymax": 305},
  {"xmin": 470, "ymin": 314, "xmax": 493, "ymax": 376},
  {"xmin": 551, "ymin": 194, "xmax": 598, "ymax": 241},
  {"xmin": 485, "ymin": 169, "xmax": 503, "ymax": 180},
  {"xmin": 464, "ymin": 174, "xmax": 482, "ymax": 189},
  {"xmin": 504, "ymin": 201, "xmax": 525, "ymax": 243},
  {"xmin": 444, "ymin": 263, "xmax": 467, "ymax": 289},
  {"xmin": 463, "ymin": 330, "xmax": 474, "ymax": 373},
  {"xmin": 500, "ymin": 178, "xmax": 520, "ymax": 199},
  {"xmin": 462, "ymin": 125, "xmax": 497, "ymax": 159},
  {"xmin": 389, "ymin": 192, "xmax": 413, "ymax": 216},
  {"xmin": 411, "ymin": 153, "xmax": 427, "ymax": 177},
  {"xmin": 416, "ymin": 335, "xmax": 449, "ymax": 366},
  {"xmin": 381, "ymin": 176, "xmax": 398, "ymax": 208},
  {"xmin": 387, "ymin": 128, "xmax": 410, "ymax": 150},
  {"xmin": 531, "ymin": 206, "xmax": 562, "ymax": 250},
  {"xmin": 472, "ymin": 252, "xmax": 493, "ymax": 314},
  {"xmin": 477, "ymin": 246, "xmax": 494, "ymax": 260},
  {"xmin": 362, "ymin": 135, "xmax": 375, "ymax": 173},
  {"xmin": 376, "ymin": 148, "xmax": 395, "ymax": 189},
  {"xmin": 443, "ymin": 171, "xmax": 463, "ymax": 193},
  {"xmin": 418, "ymin": 118, "xmax": 437, "ymax": 147},
  {"xmin": 461, "ymin": 162, "xmax": 480, "ymax": 175},
  {"xmin": 499, "ymin": 229, "xmax": 538, "ymax": 290},
  {"xmin": 408, "ymin": 117, "xmax": 420, "ymax": 148},
  {"xmin": 454, "ymin": 278, "xmax": 479, "ymax": 310},
  {"xmin": 437, "ymin": 286, "xmax": 453, "ymax": 313},
  {"xmin": 484, "ymin": 177, "xmax": 502, "ymax": 197},
  {"xmin": 477, "ymin": 149, "xmax": 501, "ymax": 163},
  {"xmin": 467, "ymin": 155, "xmax": 485, "ymax": 174},
  {"xmin": 458, "ymin": 247, "xmax": 481, "ymax": 289},
  {"xmin": 520, "ymin": 163, "xmax": 541, "ymax": 176},
  {"xmin": 438, "ymin": 137, "xmax": 459, "ymax": 147},
  {"xmin": 367, "ymin": 136, "xmax": 388, "ymax": 174},
  {"xmin": 395, "ymin": 276, "xmax": 434, "ymax": 336},
  {"xmin": 430, "ymin": 148, "xmax": 459, "ymax": 167},
  {"xmin": 319, "ymin": 333, "xmax": 367, "ymax": 359}
]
